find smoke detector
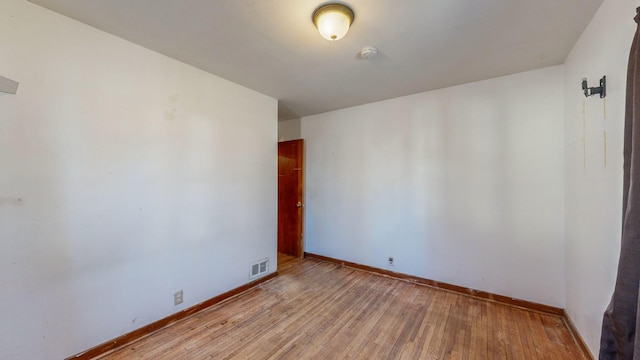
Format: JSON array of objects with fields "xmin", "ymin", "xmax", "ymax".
[{"xmin": 360, "ymin": 46, "xmax": 378, "ymax": 60}]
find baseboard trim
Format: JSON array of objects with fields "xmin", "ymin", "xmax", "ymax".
[
  {"xmin": 65, "ymin": 271, "xmax": 278, "ymax": 360},
  {"xmin": 304, "ymin": 252, "xmax": 564, "ymax": 316},
  {"xmin": 562, "ymin": 310, "xmax": 595, "ymax": 360}
]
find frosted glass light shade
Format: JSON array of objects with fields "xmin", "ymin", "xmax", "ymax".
[{"xmin": 313, "ymin": 4, "xmax": 354, "ymax": 41}]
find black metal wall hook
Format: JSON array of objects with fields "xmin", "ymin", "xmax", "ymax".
[{"xmin": 582, "ymin": 76, "xmax": 606, "ymax": 98}]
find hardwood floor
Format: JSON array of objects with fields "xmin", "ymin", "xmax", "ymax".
[{"xmin": 95, "ymin": 254, "xmax": 587, "ymax": 359}]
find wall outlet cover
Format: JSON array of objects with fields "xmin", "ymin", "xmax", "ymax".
[{"xmin": 174, "ymin": 290, "xmax": 184, "ymax": 305}]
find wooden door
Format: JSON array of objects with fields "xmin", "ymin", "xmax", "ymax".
[{"xmin": 278, "ymin": 139, "xmax": 304, "ymax": 257}]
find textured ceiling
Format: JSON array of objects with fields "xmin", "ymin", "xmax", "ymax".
[{"xmin": 28, "ymin": 0, "xmax": 603, "ymax": 120}]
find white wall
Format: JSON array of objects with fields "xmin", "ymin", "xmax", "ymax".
[
  {"xmin": 278, "ymin": 118, "xmax": 301, "ymax": 142},
  {"xmin": 302, "ymin": 66, "xmax": 566, "ymax": 307},
  {"xmin": 0, "ymin": 1, "xmax": 277, "ymax": 359},
  {"xmin": 564, "ymin": 0, "xmax": 636, "ymax": 355}
]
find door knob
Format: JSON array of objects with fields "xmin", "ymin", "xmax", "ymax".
[{"xmin": 296, "ymin": 202, "xmax": 302, "ymax": 208}]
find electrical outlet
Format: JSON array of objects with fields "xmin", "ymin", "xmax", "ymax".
[
  {"xmin": 174, "ymin": 290, "xmax": 183, "ymax": 305},
  {"xmin": 388, "ymin": 257, "xmax": 394, "ymax": 266}
]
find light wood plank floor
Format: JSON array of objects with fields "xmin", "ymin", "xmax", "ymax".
[{"xmin": 95, "ymin": 254, "xmax": 587, "ymax": 359}]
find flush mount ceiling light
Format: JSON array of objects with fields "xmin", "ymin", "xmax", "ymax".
[{"xmin": 312, "ymin": 3, "xmax": 354, "ymax": 41}]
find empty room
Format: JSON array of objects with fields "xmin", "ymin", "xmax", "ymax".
[{"xmin": 2, "ymin": 0, "xmax": 639, "ymax": 359}]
